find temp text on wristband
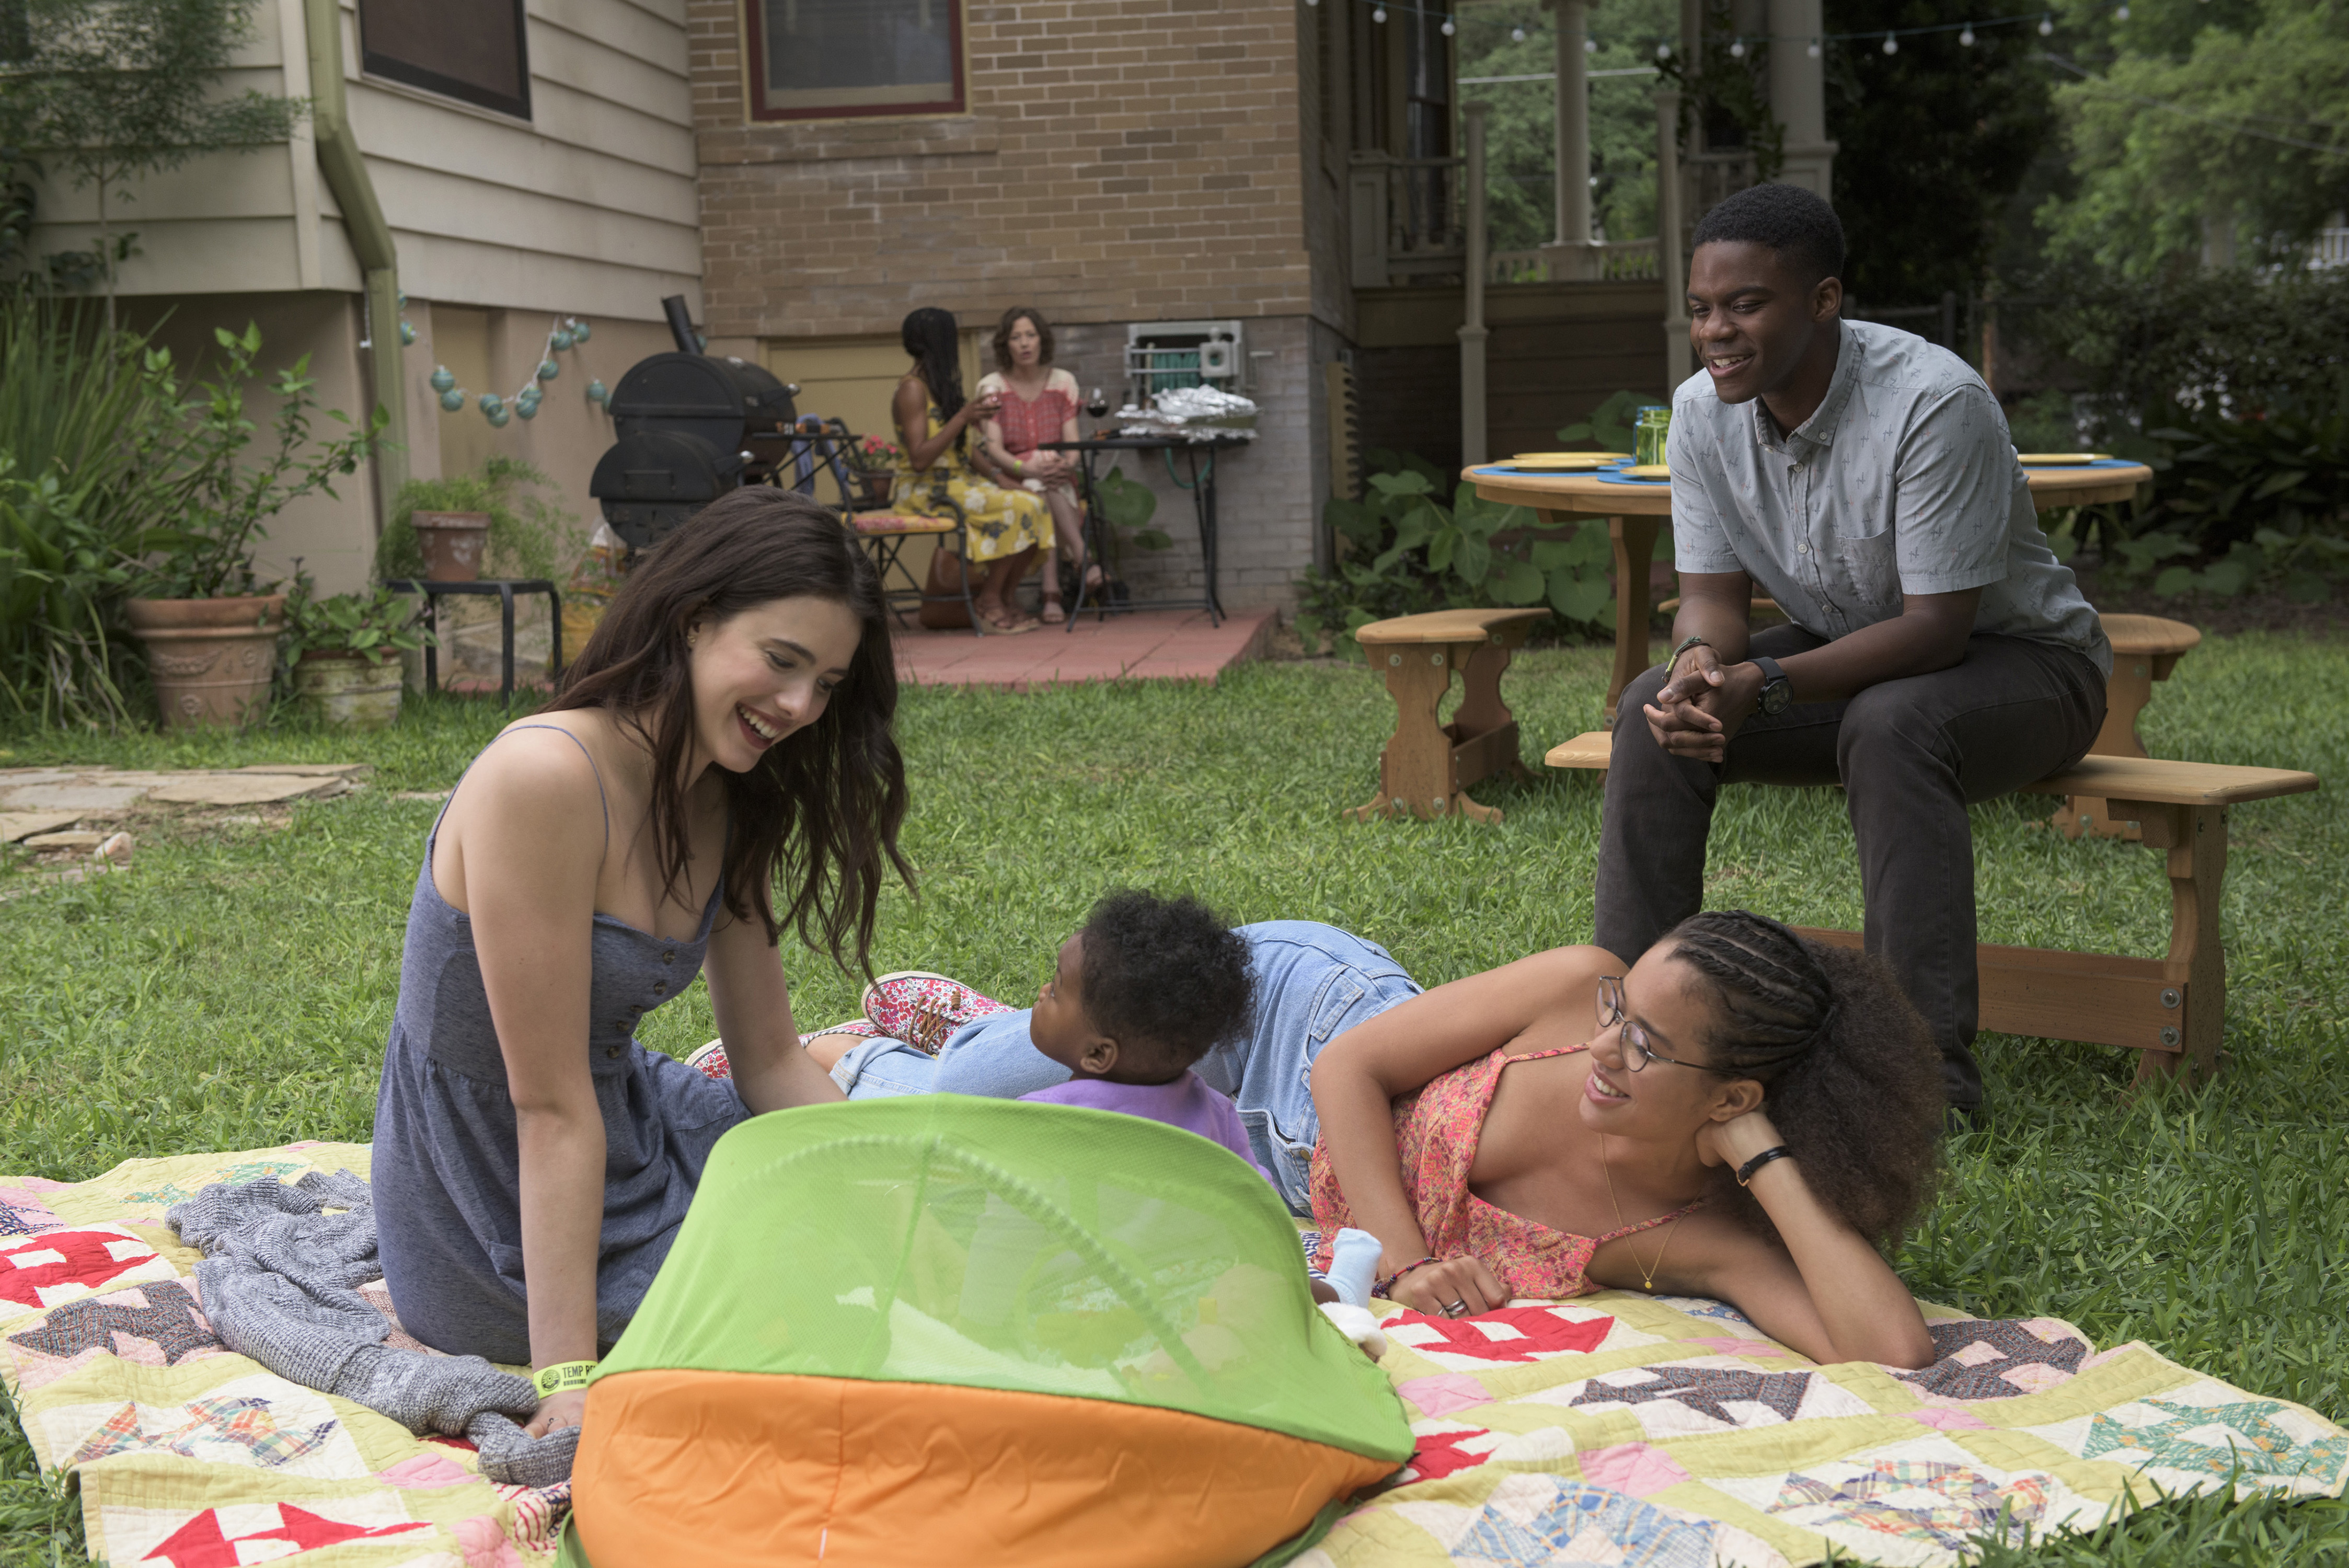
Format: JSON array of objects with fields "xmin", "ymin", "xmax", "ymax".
[{"xmin": 532, "ymin": 1360, "xmax": 597, "ymax": 1399}]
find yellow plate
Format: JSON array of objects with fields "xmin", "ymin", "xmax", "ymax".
[
  {"xmin": 2016, "ymin": 453, "xmax": 2113, "ymax": 465},
  {"xmin": 1509, "ymin": 452, "xmax": 1630, "ymax": 466},
  {"xmin": 1621, "ymin": 464, "xmax": 1671, "ymax": 479}
]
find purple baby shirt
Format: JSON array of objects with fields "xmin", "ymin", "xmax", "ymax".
[{"xmin": 1021, "ymin": 1070, "xmax": 1274, "ymax": 1185}]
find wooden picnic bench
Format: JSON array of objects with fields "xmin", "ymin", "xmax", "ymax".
[
  {"xmin": 1546, "ymin": 734, "xmax": 2320, "ymax": 1085},
  {"xmin": 1346, "ymin": 607, "xmax": 1550, "ymax": 825}
]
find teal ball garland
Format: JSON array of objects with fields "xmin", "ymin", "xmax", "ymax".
[
  {"xmin": 537, "ymin": 359, "xmax": 560, "ymax": 382},
  {"xmin": 429, "ymin": 365, "xmax": 455, "ymax": 393},
  {"xmin": 439, "ymin": 388, "xmax": 464, "ymax": 411},
  {"xmin": 586, "ymin": 378, "xmax": 608, "ymax": 405}
]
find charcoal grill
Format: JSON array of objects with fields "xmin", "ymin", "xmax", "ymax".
[{"xmin": 588, "ymin": 296, "xmax": 800, "ymax": 549}]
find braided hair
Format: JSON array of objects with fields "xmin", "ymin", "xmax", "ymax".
[
  {"xmin": 900, "ymin": 307, "xmax": 966, "ymax": 451},
  {"xmin": 1669, "ymin": 911, "xmax": 1943, "ymax": 1248}
]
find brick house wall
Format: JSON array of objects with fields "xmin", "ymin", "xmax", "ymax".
[{"xmin": 686, "ymin": 0, "xmax": 1338, "ymax": 610}]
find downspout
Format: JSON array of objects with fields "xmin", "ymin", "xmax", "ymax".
[{"xmin": 303, "ymin": 0, "xmax": 408, "ymax": 533}]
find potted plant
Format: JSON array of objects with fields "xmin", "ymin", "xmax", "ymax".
[
  {"xmin": 123, "ymin": 323, "xmax": 385, "ymax": 730},
  {"xmin": 282, "ymin": 583, "xmax": 432, "ymax": 729},
  {"xmin": 376, "ymin": 458, "xmax": 582, "ymax": 584},
  {"xmin": 847, "ymin": 435, "xmax": 903, "ymax": 505}
]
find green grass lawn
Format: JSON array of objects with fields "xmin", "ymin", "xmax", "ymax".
[{"xmin": 4, "ymin": 634, "xmax": 2346, "ymax": 1564}]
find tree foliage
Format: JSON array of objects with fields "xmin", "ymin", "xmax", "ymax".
[
  {"xmin": 1822, "ymin": 0, "xmax": 2055, "ymax": 307},
  {"xmin": 1455, "ymin": 0, "xmax": 1680, "ymax": 254},
  {"xmin": 2033, "ymin": 0, "xmax": 2349, "ymax": 276}
]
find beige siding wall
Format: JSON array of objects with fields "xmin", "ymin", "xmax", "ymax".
[{"xmin": 26, "ymin": 0, "xmax": 706, "ymax": 596}]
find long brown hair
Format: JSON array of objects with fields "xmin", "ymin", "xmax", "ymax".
[{"xmin": 550, "ymin": 488, "xmax": 913, "ymax": 972}]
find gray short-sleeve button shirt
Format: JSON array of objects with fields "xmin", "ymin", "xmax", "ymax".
[{"xmin": 1666, "ymin": 318, "xmax": 2111, "ymax": 678}]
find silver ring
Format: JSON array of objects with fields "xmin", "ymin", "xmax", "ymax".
[{"xmin": 1441, "ymin": 1299, "xmax": 1469, "ymax": 1318}]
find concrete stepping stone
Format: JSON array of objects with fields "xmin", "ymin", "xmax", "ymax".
[
  {"xmin": 0, "ymin": 763, "xmax": 370, "ymax": 812},
  {"xmin": 0, "ymin": 811, "xmax": 83, "ymax": 843},
  {"xmin": 145, "ymin": 774, "xmax": 359, "ymax": 806}
]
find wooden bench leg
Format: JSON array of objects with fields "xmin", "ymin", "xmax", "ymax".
[
  {"xmin": 2053, "ymin": 658, "xmax": 2157, "ymax": 841},
  {"xmin": 1451, "ymin": 631, "xmax": 1533, "ymax": 785},
  {"xmin": 1347, "ymin": 647, "xmax": 1470, "ymax": 823},
  {"xmin": 2123, "ymin": 800, "xmax": 2227, "ymax": 1088}
]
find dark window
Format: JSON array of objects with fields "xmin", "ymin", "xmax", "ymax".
[
  {"xmin": 358, "ymin": 0, "xmax": 531, "ymax": 120},
  {"xmin": 745, "ymin": 0, "xmax": 963, "ymax": 121}
]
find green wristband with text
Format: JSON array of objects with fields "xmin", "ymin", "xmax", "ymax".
[{"xmin": 532, "ymin": 1360, "xmax": 597, "ymax": 1399}]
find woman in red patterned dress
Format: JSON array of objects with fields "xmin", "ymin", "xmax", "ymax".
[{"xmin": 977, "ymin": 307, "xmax": 1099, "ymax": 625}]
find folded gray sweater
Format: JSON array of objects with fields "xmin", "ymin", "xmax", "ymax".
[{"xmin": 167, "ymin": 1170, "xmax": 577, "ymax": 1488}]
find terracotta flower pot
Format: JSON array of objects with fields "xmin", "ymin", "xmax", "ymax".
[
  {"xmin": 126, "ymin": 594, "xmax": 286, "ymax": 730},
  {"xmin": 293, "ymin": 650, "xmax": 404, "ymax": 729},
  {"xmin": 859, "ymin": 472, "xmax": 895, "ymax": 506},
  {"xmin": 412, "ymin": 511, "xmax": 492, "ymax": 581}
]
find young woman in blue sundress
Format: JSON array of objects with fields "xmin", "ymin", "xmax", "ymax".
[{"xmin": 371, "ymin": 489, "xmax": 913, "ymax": 1439}]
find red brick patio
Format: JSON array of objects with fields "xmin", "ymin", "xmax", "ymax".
[{"xmin": 891, "ymin": 608, "xmax": 1277, "ymax": 691}]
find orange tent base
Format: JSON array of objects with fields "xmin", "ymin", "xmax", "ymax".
[{"xmin": 571, "ymin": 1369, "xmax": 1398, "ymax": 1567}]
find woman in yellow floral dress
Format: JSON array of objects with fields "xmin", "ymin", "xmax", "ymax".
[{"xmin": 891, "ymin": 307, "xmax": 1056, "ymax": 632}]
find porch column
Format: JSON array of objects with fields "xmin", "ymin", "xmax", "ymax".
[
  {"xmin": 1767, "ymin": 0, "xmax": 1837, "ymax": 200},
  {"xmin": 1460, "ymin": 101, "xmax": 1491, "ymax": 466},
  {"xmin": 1545, "ymin": 0, "xmax": 1593, "ymax": 279},
  {"xmin": 1656, "ymin": 87, "xmax": 1691, "ymax": 387}
]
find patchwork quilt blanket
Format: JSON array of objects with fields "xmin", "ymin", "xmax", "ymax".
[
  {"xmin": 2, "ymin": 1144, "xmax": 568, "ymax": 1567},
  {"xmin": 1303, "ymin": 1290, "xmax": 2349, "ymax": 1567},
  {"xmin": 4, "ymin": 1146, "xmax": 2344, "ymax": 1567}
]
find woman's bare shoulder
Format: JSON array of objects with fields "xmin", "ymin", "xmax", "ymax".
[
  {"xmin": 1045, "ymin": 367, "xmax": 1080, "ymax": 395},
  {"xmin": 975, "ymin": 371, "xmax": 1008, "ymax": 395}
]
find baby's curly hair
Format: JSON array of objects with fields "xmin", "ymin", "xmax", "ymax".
[
  {"xmin": 1077, "ymin": 890, "xmax": 1257, "ymax": 1076},
  {"xmin": 1668, "ymin": 911, "xmax": 1944, "ymax": 1248}
]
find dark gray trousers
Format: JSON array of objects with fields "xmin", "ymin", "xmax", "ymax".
[{"xmin": 1593, "ymin": 626, "xmax": 2107, "ymax": 1109}]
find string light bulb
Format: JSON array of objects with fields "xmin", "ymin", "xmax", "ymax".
[
  {"xmin": 1372, "ymin": 5, "xmax": 1386, "ymax": 21},
  {"xmin": 2039, "ymin": 13, "xmax": 2054, "ymax": 33},
  {"xmin": 1882, "ymin": 30, "xmax": 1898, "ymax": 51},
  {"xmin": 1440, "ymin": 16, "xmax": 1454, "ymax": 33},
  {"xmin": 2113, "ymin": 3, "xmax": 2128, "ymax": 16},
  {"xmin": 1511, "ymin": 24, "xmax": 1525, "ymax": 40},
  {"xmin": 1959, "ymin": 22, "xmax": 1975, "ymax": 43},
  {"xmin": 1584, "ymin": 36, "xmax": 1596, "ymax": 51},
  {"xmin": 1806, "ymin": 38, "xmax": 1821, "ymax": 55},
  {"xmin": 1729, "ymin": 37, "xmax": 1745, "ymax": 55},
  {"xmin": 1656, "ymin": 41, "xmax": 1672, "ymax": 58}
]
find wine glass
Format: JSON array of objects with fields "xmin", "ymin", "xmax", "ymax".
[{"xmin": 1086, "ymin": 386, "xmax": 1110, "ymax": 430}]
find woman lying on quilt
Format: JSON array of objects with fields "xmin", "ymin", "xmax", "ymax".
[
  {"xmin": 1306, "ymin": 911, "xmax": 1944, "ymax": 1370},
  {"xmin": 819, "ymin": 912, "xmax": 1944, "ymax": 1369},
  {"xmin": 370, "ymin": 489, "xmax": 911, "ymax": 1439}
]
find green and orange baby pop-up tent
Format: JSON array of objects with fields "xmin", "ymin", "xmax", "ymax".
[{"xmin": 562, "ymin": 1097, "xmax": 1412, "ymax": 1566}]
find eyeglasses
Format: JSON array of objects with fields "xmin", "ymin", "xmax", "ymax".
[{"xmin": 1596, "ymin": 975, "xmax": 1724, "ymax": 1074}]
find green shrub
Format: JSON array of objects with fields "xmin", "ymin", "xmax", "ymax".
[
  {"xmin": 1294, "ymin": 449, "xmax": 1623, "ymax": 660},
  {"xmin": 376, "ymin": 457, "xmax": 582, "ymax": 583},
  {"xmin": 2097, "ymin": 402, "xmax": 2349, "ymax": 603},
  {"xmin": 0, "ymin": 294, "xmax": 189, "ymax": 727}
]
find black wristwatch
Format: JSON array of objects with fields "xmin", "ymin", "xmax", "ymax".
[{"xmin": 1751, "ymin": 655, "xmax": 1793, "ymax": 717}]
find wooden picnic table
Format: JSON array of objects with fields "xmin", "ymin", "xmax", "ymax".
[{"xmin": 1463, "ymin": 460, "xmax": 2155, "ymax": 722}]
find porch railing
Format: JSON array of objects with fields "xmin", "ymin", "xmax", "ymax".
[
  {"xmin": 1488, "ymin": 240, "xmax": 1661, "ymax": 284},
  {"xmin": 1350, "ymin": 153, "xmax": 1465, "ymax": 286}
]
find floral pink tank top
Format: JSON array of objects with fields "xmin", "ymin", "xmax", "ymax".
[
  {"xmin": 993, "ymin": 382, "xmax": 1075, "ymax": 459},
  {"xmin": 1308, "ymin": 1042, "xmax": 1702, "ymax": 1299}
]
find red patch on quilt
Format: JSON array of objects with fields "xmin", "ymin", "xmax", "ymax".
[
  {"xmin": 0, "ymin": 1229, "xmax": 156, "ymax": 1308},
  {"xmin": 141, "ymin": 1503, "xmax": 431, "ymax": 1566},
  {"xmin": 1404, "ymin": 1427, "xmax": 1493, "ymax": 1482},
  {"xmin": 1392, "ymin": 1305, "xmax": 1614, "ymax": 1363}
]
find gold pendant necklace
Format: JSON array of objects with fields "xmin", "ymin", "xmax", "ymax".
[{"xmin": 1598, "ymin": 1131, "xmax": 1678, "ymax": 1292}]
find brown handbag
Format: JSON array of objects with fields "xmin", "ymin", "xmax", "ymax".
[{"xmin": 918, "ymin": 539, "xmax": 972, "ymax": 629}]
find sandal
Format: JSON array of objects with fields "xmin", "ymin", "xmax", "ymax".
[
  {"xmin": 977, "ymin": 607, "xmax": 1041, "ymax": 635},
  {"xmin": 1041, "ymin": 598, "xmax": 1067, "ymax": 625}
]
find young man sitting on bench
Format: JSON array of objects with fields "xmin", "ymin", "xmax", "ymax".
[{"xmin": 1599, "ymin": 183, "xmax": 2109, "ymax": 1121}]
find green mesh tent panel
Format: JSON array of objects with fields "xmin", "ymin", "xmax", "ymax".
[{"xmin": 596, "ymin": 1095, "xmax": 1412, "ymax": 1462}]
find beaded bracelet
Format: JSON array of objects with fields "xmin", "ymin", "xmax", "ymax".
[
  {"xmin": 1374, "ymin": 1255, "xmax": 1442, "ymax": 1298},
  {"xmin": 532, "ymin": 1360, "xmax": 597, "ymax": 1399}
]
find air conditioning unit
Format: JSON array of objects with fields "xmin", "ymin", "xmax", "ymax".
[{"xmin": 1125, "ymin": 320, "xmax": 1245, "ymax": 407}]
